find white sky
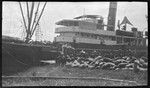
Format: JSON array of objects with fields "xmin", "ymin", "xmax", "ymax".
[{"xmin": 2, "ymin": 1, "xmax": 148, "ymax": 42}]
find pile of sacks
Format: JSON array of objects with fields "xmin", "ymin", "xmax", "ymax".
[
  {"xmin": 65, "ymin": 54, "xmax": 148, "ymax": 72},
  {"xmin": 59, "ymin": 46, "xmax": 147, "ymax": 72}
]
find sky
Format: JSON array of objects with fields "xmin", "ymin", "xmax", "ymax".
[{"xmin": 2, "ymin": 1, "xmax": 148, "ymax": 42}]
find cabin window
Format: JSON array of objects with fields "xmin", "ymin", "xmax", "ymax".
[
  {"xmin": 131, "ymin": 38, "xmax": 135, "ymax": 45},
  {"xmin": 78, "ymin": 33, "xmax": 81, "ymax": 37},
  {"xmin": 80, "ymin": 33, "xmax": 88, "ymax": 38},
  {"xmin": 96, "ymin": 35, "xmax": 99, "ymax": 39},
  {"xmin": 84, "ymin": 33, "xmax": 88, "ymax": 38},
  {"xmin": 83, "ymin": 33, "xmax": 86, "ymax": 37},
  {"xmin": 97, "ymin": 24, "xmax": 102, "ymax": 29},
  {"xmin": 108, "ymin": 36, "xmax": 111, "ymax": 40},
  {"xmin": 91, "ymin": 35, "xmax": 96, "ymax": 39},
  {"xmin": 91, "ymin": 35, "xmax": 94, "ymax": 38},
  {"xmin": 75, "ymin": 33, "xmax": 78, "ymax": 36},
  {"xmin": 99, "ymin": 35, "xmax": 104, "ymax": 39},
  {"xmin": 60, "ymin": 33, "xmax": 64, "ymax": 36},
  {"xmin": 104, "ymin": 36, "xmax": 109, "ymax": 40},
  {"xmin": 117, "ymin": 37, "xmax": 122, "ymax": 44},
  {"xmin": 87, "ymin": 34, "xmax": 90, "ymax": 38},
  {"xmin": 138, "ymin": 39, "xmax": 143, "ymax": 46},
  {"xmin": 97, "ymin": 35, "xmax": 100, "ymax": 39},
  {"xmin": 124, "ymin": 38, "xmax": 127, "ymax": 43},
  {"xmin": 124, "ymin": 38, "xmax": 130, "ymax": 44},
  {"xmin": 111, "ymin": 36, "xmax": 116, "ymax": 41},
  {"xmin": 89, "ymin": 34, "xmax": 93, "ymax": 39},
  {"xmin": 81, "ymin": 33, "xmax": 84, "ymax": 37},
  {"xmin": 93, "ymin": 35, "xmax": 97, "ymax": 39}
]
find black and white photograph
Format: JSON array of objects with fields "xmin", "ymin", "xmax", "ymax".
[{"xmin": 2, "ymin": 1, "xmax": 148, "ymax": 86}]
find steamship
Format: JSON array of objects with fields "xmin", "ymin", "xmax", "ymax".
[
  {"xmin": 54, "ymin": 2, "xmax": 148, "ymax": 56},
  {"xmin": 54, "ymin": 15, "xmax": 148, "ymax": 47},
  {"xmin": 2, "ymin": 2, "xmax": 148, "ymax": 75}
]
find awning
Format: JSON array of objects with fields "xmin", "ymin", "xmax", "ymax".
[
  {"xmin": 120, "ymin": 16, "xmax": 133, "ymax": 26},
  {"xmin": 74, "ymin": 15, "xmax": 103, "ymax": 19},
  {"xmin": 55, "ymin": 19, "xmax": 80, "ymax": 26}
]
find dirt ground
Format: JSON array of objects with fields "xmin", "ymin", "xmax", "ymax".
[{"xmin": 2, "ymin": 64, "xmax": 147, "ymax": 86}]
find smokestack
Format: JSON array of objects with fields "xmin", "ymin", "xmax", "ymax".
[{"xmin": 107, "ymin": 2, "xmax": 117, "ymax": 31}]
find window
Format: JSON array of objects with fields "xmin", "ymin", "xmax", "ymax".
[
  {"xmin": 60, "ymin": 33, "xmax": 64, "ymax": 36},
  {"xmin": 91, "ymin": 35, "xmax": 94, "ymax": 38},
  {"xmin": 117, "ymin": 37, "xmax": 122, "ymax": 43},
  {"xmin": 97, "ymin": 35, "xmax": 100, "ymax": 39},
  {"xmin": 108, "ymin": 36, "xmax": 112, "ymax": 40},
  {"xmin": 99, "ymin": 35, "xmax": 104, "ymax": 39},
  {"xmin": 139, "ymin": 39, "xmax": 143, "ymax": 46},
  {"xmin": 111, "ymin": 36, "xmax": 116, "ymax": 41},
  {"xmin": 104, "ymin": 36, "xmax": 109, "ymax": 40},
  {"xmin": 89, "ymin": 34, "xmax": 92, "ymax": 39},
  {"xmin": 84, "ymin": 33, "xmax": 88, "ymax": 38},
  {"xmin": 81, "ymin": 33, "xmax": 84, "ymax": 37},
  {"xmin": 94, "ymin": 35, "xmax": 97, "ymax": 39},
  {"xmin": 75, "ymin": 33, "xmax": 78, "ymax": 36}
]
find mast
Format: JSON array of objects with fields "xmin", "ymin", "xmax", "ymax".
[
  {"xmin": 26, "ymin": 2, "xmax": 34, "ymax": 42},
  {"xmin": 19, "ymin": 2, "xmax": 47, "ymax": 43},
  {"xmin": 19, "ymin": 2, "xmax": 28, "ymax": 32},
  {"xmin": 31, "ymin": 2, "xmax": 47, "ymax": 37},
  {"xmin": 35, "ymin": 13, "xmax": 42, "ymax": 41},
  {"xmin": 30, "ymin": 2, "xmax": 40, "ymax": 33}
]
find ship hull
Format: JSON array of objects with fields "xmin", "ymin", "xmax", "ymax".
[
  {"xmin": 2, "ymin": 41, "xmax": 147, "ymax": 75},
  {"xmin": 2, "ymin": 41, "xmax": 59, "ymax": 76}
]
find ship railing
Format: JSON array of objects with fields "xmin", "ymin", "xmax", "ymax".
[{"xmin": 55, "ymin": 26, "xmax": 116, "ymax": 36}]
